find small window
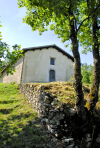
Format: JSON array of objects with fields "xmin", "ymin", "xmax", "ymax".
[{"xmin": 50, "ymin": 58, "xmax": 55, "ymax": 65}]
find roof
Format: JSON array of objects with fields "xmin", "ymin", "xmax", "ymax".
[
  {"xmin": 23, "ymin": 44, "xmax": 74, "ymax": 62},
  {"xmin": 1, "ymin": 44, "xmax": 74, "ymax": 74}
]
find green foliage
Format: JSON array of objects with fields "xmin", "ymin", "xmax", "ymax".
[
  {"xmin": 78, "ymin": 0, "xmax": 100, "ymax": 53},
  {"xmin": 17, "ymin": 0, "xmax": 100, "ymax": 63},
  {"xmin": 0, "ymin": 19, "xmax": 2, "ymax": 40},
  {"xmin": 0, "ymin": 20, "xmax": 24, "ymax": 75},
  {"xmin": 82, "ymin": 70, "xmax": 90, "ymax": 83},
  {"xmin": 17, "ymin": 0, "xmax": 86, "ymax": 47},
  {"xmin": 5, "ymin": 44, "xmax": 24, "ymax": 75},
  {"xmin": 81, "ymin": 63, "xmax": 93, "ymax": 84},
  {"xmin": 17, "ymin": 0, "xmax": 100, "ymax": 55},
  {"xmin": 0, "ymin": 43, "xmax": 24, "ymax": 75},
  {"xmin": 16, "ymin": 0, "xmax": 100, "ymax": 114},
  {"xmin": 0, "ymin": 20, "xmax": 9, "ymax": 64}
]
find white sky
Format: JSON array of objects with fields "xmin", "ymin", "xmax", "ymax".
[{"xmin": 0, "ymin": 0, "xmax": 93, "ymax": 66}]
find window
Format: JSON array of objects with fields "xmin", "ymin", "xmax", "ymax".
[
  {"xmin": 50, "ymin": 58, "xmax": 55, "ymax": 65},
  {"xmin": 49, "ymin": 70, "xmax": 55, "ymax": 82}
]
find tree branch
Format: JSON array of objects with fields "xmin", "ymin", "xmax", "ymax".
[
  {"xmin": 77, "ymin": 17, "xmax": 89, "ymax": 33},
  {"xmin": 77, "ymin": 2, "xmax": 100, "ymax": 33},
  {"xmin": 75, "ymin": 17, "xmax": 77, "ymax": 32}
]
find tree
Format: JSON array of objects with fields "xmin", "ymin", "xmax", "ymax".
[
  {"xmin": 0, "ymin": 21, "xmax": 10, "ymax": 78},
  {"xmin": 0, "ymin": 20, "xmax": 24, "ymax": 75},
  {"xmin": 17, "ymin": 0, "xmax": 88, "ymax": 119},
  {"xmin": 0, "ymin": 43, "xmax": 24, "ymax": 75},
  {"xmin": 79, "ymin": 0, "xmax": 100, "ymax": 113},
  {"xmin": 17, "ymin": 0, "xmax": 100, "ymax": 118}
]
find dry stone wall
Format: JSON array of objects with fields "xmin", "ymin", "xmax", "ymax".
[
  {"xmin": 19, "ymin": 83, "xmax": 77, "ymax": 148},
  {"xmin": 19, "ymin": 83, "xmax": 97, "ymax": 148}
]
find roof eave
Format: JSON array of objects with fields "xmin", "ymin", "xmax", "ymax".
[{"xmin": 23, "ymin": 44, "xmax": 74, "ymax": 62}]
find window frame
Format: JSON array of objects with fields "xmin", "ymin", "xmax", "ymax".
[{"xmin": 50, "ymin": 58, "xmax": 55, "ymax": 65}]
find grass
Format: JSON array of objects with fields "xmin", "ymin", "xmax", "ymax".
[
  {"xmin": 29, "ymin": 81, "xmax": 100, "ymax": 110},
  {"xmin": 0, "ymin": 82, "xmax": 100, "ymax": 148},
  {"xmin": 34, "ymin": 81, "xmax": 76, "ymax": 108},
  {"xmin": 27, "ymin": 81, "xmax": 100, "ymax": 110},
  {"xmin": 0, "ymin": 83, "xmax": 46, "ymax": 148}
]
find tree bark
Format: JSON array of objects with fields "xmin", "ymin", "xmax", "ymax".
[
  {"xmin": 70, "ymin": 20, "xmax": 86, "ymax": 119},
  {"xmin": 86, "ymin": 17, "xmax": 99, "ymax": 113}
]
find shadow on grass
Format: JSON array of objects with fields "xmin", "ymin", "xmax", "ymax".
[
  {"xmin": 0, "ymin": 105, "xmax": 20, "ymax": 114},
  {"xmin": 0, "ymin": 100, "xmax": 20, "ymax": 104},
  {"xmin": 0, "ymin": 108, "xmax": 13, "ymax": 114},
  {"xmin": 0, "ymin": 113, "xmax": 46, "ymax": 148}
]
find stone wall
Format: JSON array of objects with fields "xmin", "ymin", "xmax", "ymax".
[{"xmin": 19, "ymin": 83, "xmax": 99, "ymax": 148}]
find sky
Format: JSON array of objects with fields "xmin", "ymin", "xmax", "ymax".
[{"xmin": 0, "ymin": 0, "xmax": 93, "ymax": 66}]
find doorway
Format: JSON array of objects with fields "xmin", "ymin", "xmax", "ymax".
[{"xmin": 49, "ymin": 70, "xmax": 55, "ymax": 82}]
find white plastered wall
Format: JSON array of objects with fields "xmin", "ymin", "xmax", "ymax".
[
  {"xmin": 22, "ymin": 48, "xmax": 74, "ymax": 83},
  {"xmin": 2, "ymin": 58, "xmax": 23, "ymax": 84}
]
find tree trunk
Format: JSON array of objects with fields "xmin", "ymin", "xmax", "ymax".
[
  {"xmin": 86, "ymin": 18, "xmax": 99, "ymax": 113},
  {"xmin": 70, "ymin": 22, "xmax": 86, "ymax": 119},
  {"xmin": 99, "ymin": 56, "xmax": 100, "ymax": 83}
]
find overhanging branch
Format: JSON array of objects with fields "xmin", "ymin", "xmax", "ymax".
[
  {"xmin": 77, "ymin": 2, "xmax": 100, "ymax": 33},
  {"xmin": 77, "ymin": 17, "xmax": 89, "ymax": 33}
]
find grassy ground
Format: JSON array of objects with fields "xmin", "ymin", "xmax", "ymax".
[
  {"xmin": 0, "ymin": 83, "xmax": 47, "ymax": 148},
  {"xmin": 0, "ymin": 82, "xmax": 100, "ymax": 148},
  {"xmin": 28, "ymin": 81, "xmax": 100, "ymax": 109}
]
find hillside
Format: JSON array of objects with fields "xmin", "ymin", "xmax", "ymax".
[{"xmin": 0, "ymin": 82, "xmax": 100, "ymax": 148}]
